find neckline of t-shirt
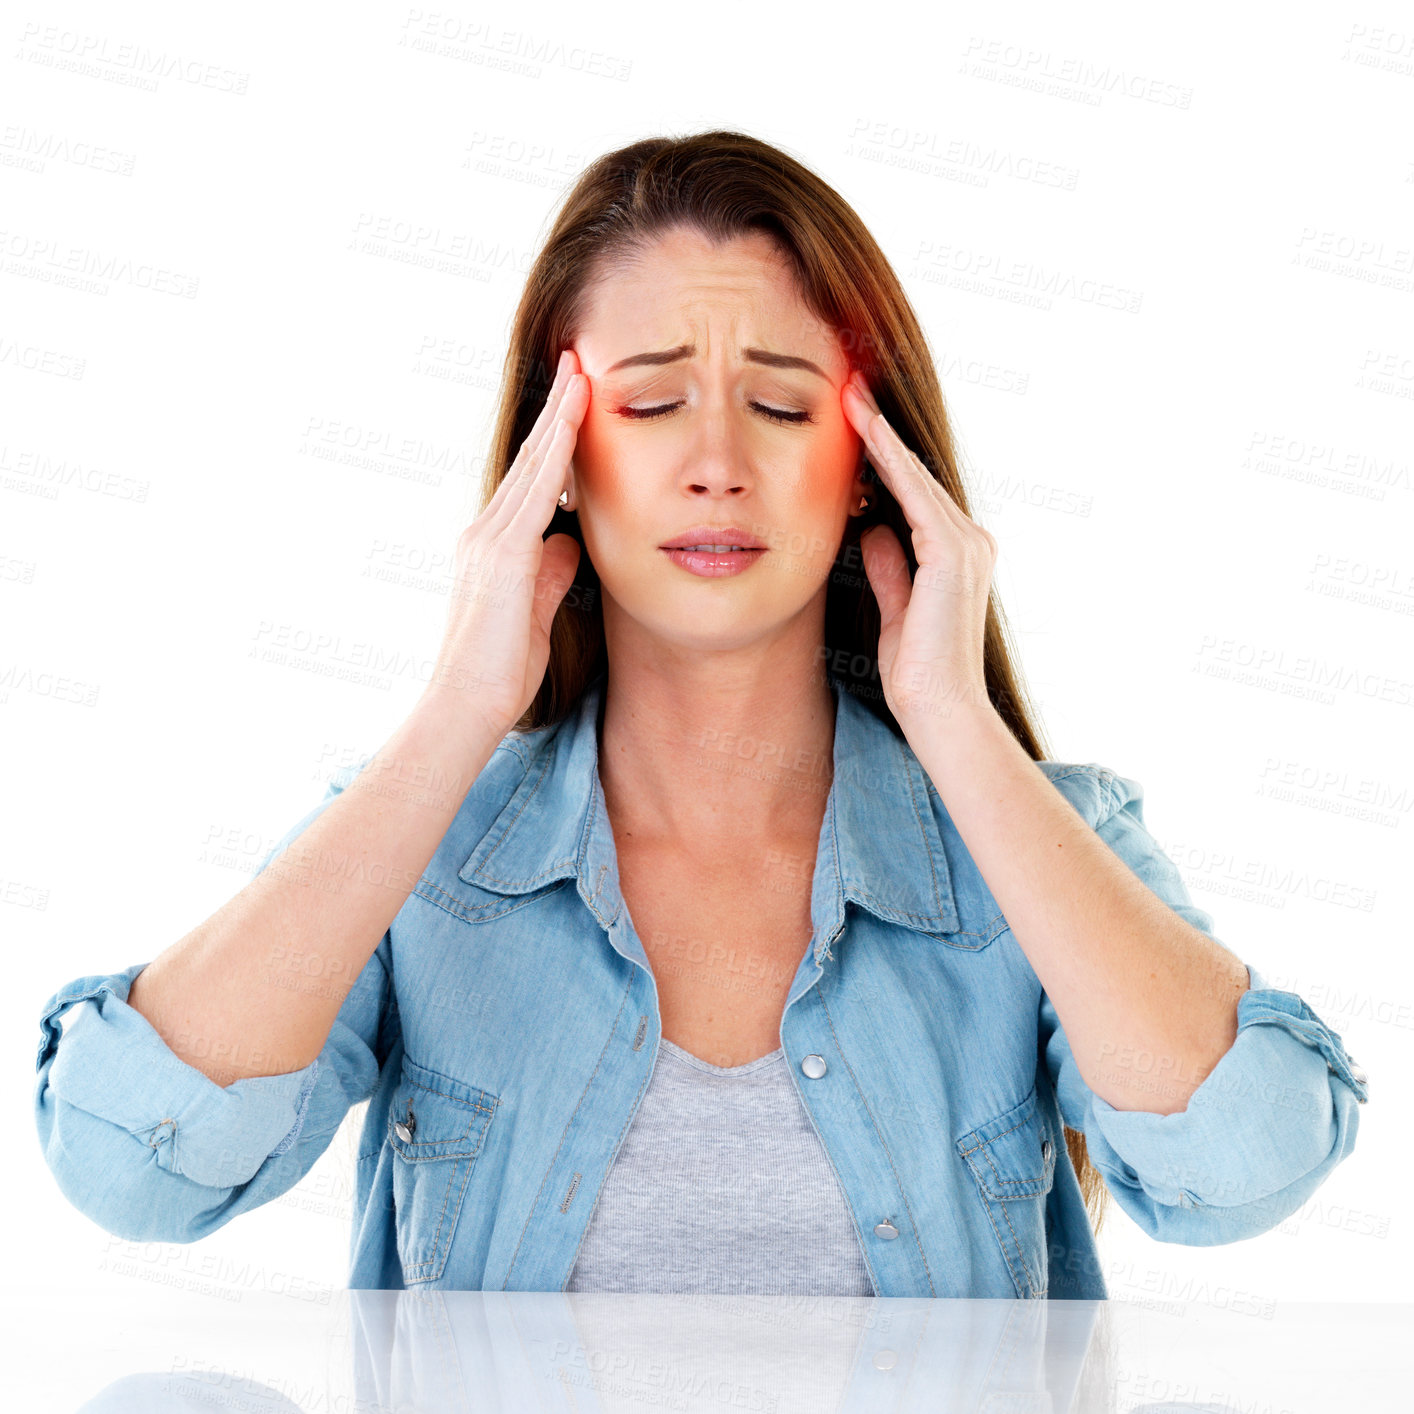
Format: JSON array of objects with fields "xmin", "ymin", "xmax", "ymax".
[{"xmin": 659, "ymin": 1038, "xmax": 785, "ymax": 1076}]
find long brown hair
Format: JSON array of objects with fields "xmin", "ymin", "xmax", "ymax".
[{"xmin": 477, "ymin": 128, "xmax": 1111, "ymax": 1242}]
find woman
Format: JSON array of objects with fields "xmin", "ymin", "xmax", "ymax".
[{"xmin": 35, "ymin": 131, "xmax": 1368, "ymax": 1299}]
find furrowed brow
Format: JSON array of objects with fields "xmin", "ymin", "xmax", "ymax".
[{"xmin": 605, "ymin": 344, "xmax": 829, "ymax": 381}]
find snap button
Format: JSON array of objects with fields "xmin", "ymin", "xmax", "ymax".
[
  {"xmin": 801, "ymin": 1053, "xmax": 827, "ymax": 1079},
  {"xmin": 394, "ymin": 1102, "xmax": 416, "ymax": 1144},
  {"xmin": 874, "ymin": 1219, "xmax": 899, "ymax": 1240},
  {"xmin": 1349, "ymin": 1062, "xmax": 1368, "ymax": 1085},
  {"xmin": 872, "ymin": 1350, "xmax": 898, "ymax": 1370},
  {"xmin": 1042, "ymin": 1138, "xmax": 1053, "ymax": 1163}
]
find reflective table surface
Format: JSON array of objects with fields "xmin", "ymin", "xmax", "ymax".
[{"xmin": 12, "ymin": 1284, "xmax": 1409, "ymax": 1412}]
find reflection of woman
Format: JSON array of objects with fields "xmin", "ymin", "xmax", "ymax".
[{"xmin": 36, "ymin": 131, "xmax": 1368, "ymax": 1299}]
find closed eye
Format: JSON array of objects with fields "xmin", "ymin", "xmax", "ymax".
[{"xmin": 616, "ymin": 401, "xmax": 815, "ymax": 426}]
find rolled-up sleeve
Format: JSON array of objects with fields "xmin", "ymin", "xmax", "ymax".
[
  {"xmin": 1040, "ymin": 766, "xmax": 1369, "ymax": 1245},
  {"xmin": 33, "ymin": 756, "xmax": 393, "ymax": 1243}
]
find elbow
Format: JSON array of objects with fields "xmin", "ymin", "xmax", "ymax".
[
  {"xmin": 1123, "ymin": 1083, "xmax": 1366, "ymax": 1248},
  {"xmin": 36, "ymin": 1089, "xmax": 237, "ymax": 1246}
]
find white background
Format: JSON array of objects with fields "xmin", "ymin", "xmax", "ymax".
[{"xmin": 7, "ymin": 0, "xmax": 1410, "ymax": 1319}]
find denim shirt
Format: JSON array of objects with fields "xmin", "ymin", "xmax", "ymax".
[{"xmin": 34, "ymin": 671, "xmax": 1370, "ymax": 1298}]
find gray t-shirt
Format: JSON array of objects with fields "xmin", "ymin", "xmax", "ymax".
[{"xmin": 565, "ymin": 1038, "xmax": 876, "ymax": 1295}]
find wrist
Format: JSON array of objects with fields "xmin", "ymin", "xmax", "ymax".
[
  {"xmin": 395, "ymin": 692, "xmax": 509, "ymax": 786},
  {"xmin": 412, "ymin": 684, "xmax": 513, "ymax": 746}
]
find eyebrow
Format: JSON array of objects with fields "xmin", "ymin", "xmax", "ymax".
[{"xmin": 604, "ymin": 344, "xmax": 831, "ymax": 382}]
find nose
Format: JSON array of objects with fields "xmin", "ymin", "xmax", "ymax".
[
  {"xmin": 676, "ymin": 404, "xmax": 754, "ymax": 499},
  {"xmin": 684, "ymin": 473, "xmax": 748, "ymax": 498}
]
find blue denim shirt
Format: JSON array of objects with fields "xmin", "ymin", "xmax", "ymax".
[{"xmin": 34, "ymin": 671, "xmax": 1369, "ymax": 1298}]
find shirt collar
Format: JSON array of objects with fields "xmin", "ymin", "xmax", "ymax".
[{"xmin": 458, "ymin": 671, "xmax": 961, "ymax": 962}]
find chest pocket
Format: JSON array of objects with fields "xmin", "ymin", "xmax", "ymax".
[
  {"xmin": 956, "ymin": 1084, "xmax": 1057, "ymax": 1299},
  {"xmin": 388, "ymin": 1053, "xmax": 500, "ymax": 1285}
]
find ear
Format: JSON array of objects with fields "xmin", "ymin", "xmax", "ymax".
[{"xmin": 848, "ymin": 448, "xmax": 875, "ymax": 515}]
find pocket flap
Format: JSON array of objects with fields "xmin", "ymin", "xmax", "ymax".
[
  {"xmin": 388, "ymin": 1053, "xmax": 498, "ymax": 1163},
  {"xmin": 956, "ymin": 1085, "xmax": 1056, "ymax": 1200}
]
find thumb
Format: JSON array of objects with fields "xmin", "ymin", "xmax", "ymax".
[
  {"xmin": 860, "ymin": 524, "xmax": 910, "ymax": 624},
  {"xmin": 531, "ymin": 533, "xmax": 583, "ymax": 635}
]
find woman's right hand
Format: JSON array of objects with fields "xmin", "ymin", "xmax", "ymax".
[{"xmin": 418, "ymin": 347, "xmax": 588, "ymax": 744}]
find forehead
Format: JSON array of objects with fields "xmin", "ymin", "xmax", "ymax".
[{"xmin": 577, "ymin": 226, "xmax": 845, "ymax": 375}]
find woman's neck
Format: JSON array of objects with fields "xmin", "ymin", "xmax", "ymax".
[{"xmin": 595, "ymin": 663, "xmax": 836, "ymax": 850}]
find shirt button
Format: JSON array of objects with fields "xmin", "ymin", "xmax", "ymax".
[
  {"xmin": 1349, "ymin": 1061, "xmax": 1368, "ymax": 1085},
  {"xmin": 1042, "ymin": 1138, "xmax": 1053, "ymax": 1163},
  {"xmin": 394, "ymin": 1121, "xmax": 413, "ymax": 1143},
  {"xmin": 801, "ymin": 1054, "xmax": 828, "ymax": 1079},
  {"xmin": 874, "ymin": 1220, "xmax": 899, "ymax": 1240}
]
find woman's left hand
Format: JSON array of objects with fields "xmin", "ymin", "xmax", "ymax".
[{"xmin": 842, "ymin": 371, "xmax": 999, "ymax": 737}]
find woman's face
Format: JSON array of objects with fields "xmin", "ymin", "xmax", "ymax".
[{"xmin": 568, "ymin": 225, "xmax": 869, "ymax": 660}]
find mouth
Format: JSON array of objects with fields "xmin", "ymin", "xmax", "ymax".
[
  {"xmin": 658, "ymin": 542, "xmax": 769, "ymax": 582},
  {"xmin": 666, "ymin": 543, "xmax": 759, "ymax": 552},
  {"xmin": 659, "ymin": 526, "xmax": 768, "ymax": 551}
]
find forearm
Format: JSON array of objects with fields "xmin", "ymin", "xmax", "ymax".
[
  {"xmin": 126, "ymin": 700, "xmax": 503, "ymax": 1087},
  {"xmin": 910, "ymin": 706, "xmax": 1249, "ymax": 1115}
]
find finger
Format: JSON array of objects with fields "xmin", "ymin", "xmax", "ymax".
[
  {"xmin": 843, "ymin": 377, "xmax": 970, "ymax": 534},
  {"xmin": 517, "ymin": 356, "xmax": 583, "ymax": 477},
  {"xmin": 495, "ymin": 374, "xmax": 588, "ymax": 532},
  {"xmin": 842, "ymin": 381, "xmax": 934, "ymax": 519},
  {"xmin": 486, "ymin": 350, "xmax": 577, "ymax": 517},
  {"xmin": 505, "ymin": 408, "xmax": 581, "ymax": 543}
]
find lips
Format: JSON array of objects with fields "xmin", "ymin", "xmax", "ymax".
[
  {"xmin": 659, "ymin": 525, "xmax": 767, "ymax": 550},
  {"xmin": 660, "ymin": 542, "xmax": 768, "ymax": 578}
]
